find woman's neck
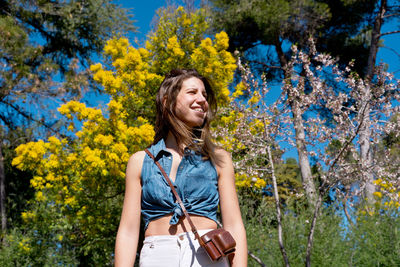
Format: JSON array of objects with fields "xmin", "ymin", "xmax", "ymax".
[{"xmin": 165, "ymin": 132, "xmax": 186, "ymax": 154}]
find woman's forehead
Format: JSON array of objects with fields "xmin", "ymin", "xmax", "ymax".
[{"xmin": 181, "ymin": 77, "xmax": 205, "ymax": 90}]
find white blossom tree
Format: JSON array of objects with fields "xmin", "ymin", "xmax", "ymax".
[{"xmin": 214, "ymin": 38, "xmax": 400, "ymax": 265}]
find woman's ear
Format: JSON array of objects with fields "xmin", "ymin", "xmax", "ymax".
[{"xmin": 162, "ymin": 95, "xmax": 167, "ymax": 108}]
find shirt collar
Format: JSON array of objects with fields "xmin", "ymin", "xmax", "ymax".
[
  {"xmin": 150, "ymin": 138, "xmax": 170, "ymax": 160},
  {"xmin": 150, "ymin": 138, "xmax": 200, "ymax": 160}
]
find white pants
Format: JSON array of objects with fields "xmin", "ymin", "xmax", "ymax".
[{"xmin": 139, "ymin": 229, "xmax": 230, "ymax": 267}]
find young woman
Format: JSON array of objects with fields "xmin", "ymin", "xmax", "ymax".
[{"xmin": 115, "ymin": 69, "xmax": 247, "ymax": 267}]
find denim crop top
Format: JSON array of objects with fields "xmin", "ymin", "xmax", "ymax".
[{"xmin": 141, "ymin": 139, "xmax": 219, "ymax": 230}]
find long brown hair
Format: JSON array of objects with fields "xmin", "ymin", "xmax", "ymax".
[{"xmin": 153, "ymin": 69, "xmax": 218, "ymax": 161}]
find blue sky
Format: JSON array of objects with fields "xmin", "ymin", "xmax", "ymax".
[
  {"xmin": 116, "ymin": 1, "xmax": 399, "ymax": 74},
  {"xmin": 82, "ymin": 1, "xmax": 167, "ymax": 107},
  {"xmin": 116, "ymin": 0, "xmax": 166, "ymax": 43}
]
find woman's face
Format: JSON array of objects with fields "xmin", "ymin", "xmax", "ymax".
[{"xmin": 174, "ymin": 77, "xmax": 209, "ymax": 128}]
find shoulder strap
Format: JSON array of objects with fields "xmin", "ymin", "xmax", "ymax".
[{"xmin": 144, "ymin": 148, "xmax": 205, "ymax": 246}]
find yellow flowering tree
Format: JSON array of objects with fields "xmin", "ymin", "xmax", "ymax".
[
  {"xmin": 11, "ymin": 6, "xmax": 236, "ymax": 265},
  {"xmin": 359, "ymin": 177, "xmax": 400, "ymax": 217},
  {"xmin": 146, "ymin": 6, "xmax": 235, "ymax": 105},
  {"xmin": 12, "ymin": 100, "xmax": 154, "ymax": 264}
]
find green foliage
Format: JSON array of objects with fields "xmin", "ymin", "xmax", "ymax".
[
  {"xmin": 146, "ymin": 6, "xmax": 236, "ymax": 106},
  {"xmin": 315, "ymin": 0, "xmax": 378, "ymax": 74},
  {"xmin": 274, "ymin": 158, "xmax": 303, "ymax": 203},
  {"xmin": 146, "ymin": 6, "xmax": 209, "ymax": 73},
  {"xmin": 1, "ymin": 0, "xmax": 135, "ymax": 70},
  {"xmin": 241, "ymin": 188, "xmax": 400, "ymax": 267},
  {"xmin": 2, "ymin": 127, "xmax": 35, "ymax": 227},
  {"xmin": 377, "ymin": 114, "xmax": 400, "ymax": 174},
  {"xmin": 208, "ymin": 0, "xmax": 377, "ymax": 76},
  {"xmin": 348, "ymin": 209, "xmax": 400, "ymax": 266},
  {"xmin": 209, "ymin": 0, "xmax": 330, "ymax": 48},
  {"xmin": 0, "ymin": 214, "xmax": 78, "ymax": 266},
  {"xmin": 0, "ymin": 0, "xmax": 135, "ymax": 130}
]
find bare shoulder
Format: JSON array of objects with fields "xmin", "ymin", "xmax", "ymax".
[
  {"xmin": 129, "ymin": 150, "xmax": 146, "ymax": 162},
  {"xmin": 214, "ymin": 147, "xmax": 231, "ymax": 158},
  {"xmin": 126, "ymin": 150, "xmax": 146, "ymax": 180},
  {"xmin": 213, "ymin": 148, "xmax": 233, "ymax": 177},
  {"xmin": 214, "ymin": 147, "xmax": 232, "ymax": 166}
]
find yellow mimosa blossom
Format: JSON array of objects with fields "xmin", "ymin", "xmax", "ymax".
[
  {"xmin": 167, "ymin": 36, "xmax": 185, "ymax": 57},
  {"xmin": 65, "ymin": 196, "xmax": 77, "ymax": 206},
  {"xmin": 232, "ymin": 82, "xmax": 245, "ymax": 98},
  {"xmin": 35, "ymin": 191, "xmax": 46, "ymax": 202},
  {"xmin": 215, "ymin": 32, "xmax": 229, "ymax": 51},
  {"xmin": 373, "ymin": 191, "xmax": 382, "ymax": 198},
  {"xmin": 48, "ymin": 136, "xmax": 61, "ymax": 146},
  {"xmin": 90, "ymin": 63, "xmax": 102, "ymax": 73},
  {"xmin": 254, "ymin": 178, "xmax": 267, "ymax": 189},
  {"xmin": 104, "ymin": 37, "xmax": 129, "ymax": 59},
  {"xmin": 249, "ymin": 91, "xmax": 261, "ymax": 105},
  {"xmin": 21, "ymin": 211, "xmax": 35, "ymax": 222},
  {"xmin": 94, "ymin": 134, "xmax": 114, "ymax": 146},
  {"xmin": 18, "ymin": 240, "xmax": 31, "ymax": 252}
]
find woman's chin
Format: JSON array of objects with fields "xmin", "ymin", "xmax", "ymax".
[{"xmin": 187, "ymin": 121, "xmax": 204, "ymax": 128}]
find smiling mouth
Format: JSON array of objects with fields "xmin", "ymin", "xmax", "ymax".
[{"xmin": 193, "ymin": 108, "xmax": 205, "ymax": 113}]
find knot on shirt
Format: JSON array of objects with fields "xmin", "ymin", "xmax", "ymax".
[{"xmin": 169, "ymin": 199, "xmax": 192, "ymax": 225}]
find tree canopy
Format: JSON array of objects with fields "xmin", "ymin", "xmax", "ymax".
[
  {"xmin": 208, "ymin": 0, "xmax": 377, "ymax": 78},
  {"xmin": 0, "ymin": 0, "xmax": 135, "ymax": 246},
  {"xmin": 0, "ymin": 0, "xmax": 135, "ymax": 131}
]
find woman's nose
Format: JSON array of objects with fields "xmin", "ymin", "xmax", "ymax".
[{"xmin": 196, "ymin": 92, "xmax": 207, "ymax": 103}]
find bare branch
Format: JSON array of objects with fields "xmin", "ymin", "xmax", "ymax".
[
  {"xmin": 343, "ymin": 194, "xmax": 354, "ymax": 227},
  {"xmin": 0, "ymin": 99, "xmax": 62, "ymax": 136},
  {"xmin": 326, "ymin": 101, "xmax": 369, "ymax": 176},
  {"xmin": 266, "ymin": 142, "xmax": 290, "ymax": 267},
  {"xmin": 382, "ymin": 45, "xmax": 400, "ymax": 61},
  {"xmin": 380, "ymin": 30, "xmax": 400, "ymax": 37},
  {"xmin": 247, "ymin": 60, "xmax": 283, "ymax": 70},
  {"xmin": 382, "ymin": 12, "xmax": 400, "ymax": 19},
  {"xmin": 305, "ymin": 191, "xmax": 323, "ymax": 267},
  {"xmin": 248, "ymin": 251, "xmax": 267, "ymax": 267}
]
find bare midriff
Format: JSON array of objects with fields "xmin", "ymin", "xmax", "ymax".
[{"xmin": 145, "ymin": 214, "xmax": 217, "ymax": 236}]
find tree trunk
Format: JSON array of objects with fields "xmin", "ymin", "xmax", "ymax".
[
  {"xmin": 291, "ymin": 102, "xmax": 317, "ymax": 205},
  {"xmin": 361, "ymin": 0, "xmax": 386, "ymax": 203},
  {"xmin": 366, "ymin": 0, "xmax": 386, "ymax": 80},
  {"xmin": 359, "ymin": 106, "xmax": 374, "ymax": 202},
  {"xmin": 275, "ymin": 34, "xmax": 288, "ymax": 66},
  {"xmin": 267, "ymin": 144, "xmax": 290, "ymax": 267},
  {"xmin": 274, "ymin": 36, "xmax": 317, "ymax": 206},
  {"xmin": 0, "ymin": 143, "xmax": 6, "ymax": 233}
]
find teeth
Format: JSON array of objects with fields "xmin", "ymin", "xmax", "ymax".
[{"xmin": 194, "ymin": 108, "xmax": 204, "ymax": 112}]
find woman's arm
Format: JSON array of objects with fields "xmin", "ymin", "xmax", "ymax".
[
  {"xmin": 217, "ymin": 149, "xmax": 248, "ymax": 267},
  {"xmin": 115, "ymin": 151, "xmax": 145, "ymax": 267}
]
